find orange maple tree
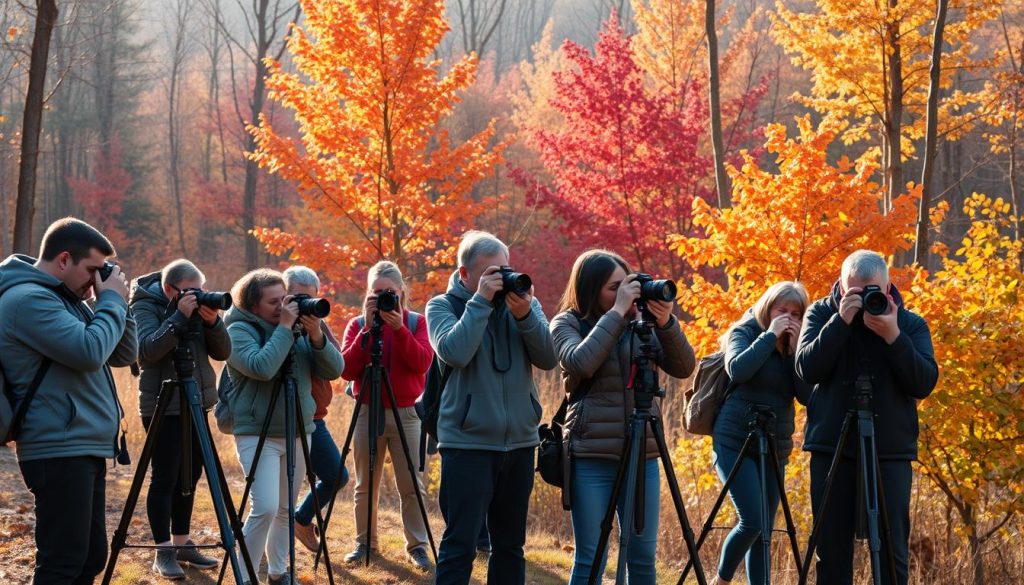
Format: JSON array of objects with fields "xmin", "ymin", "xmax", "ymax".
[{"xmin": 250, "ymin": 0, "xmax": 502, "ymax": 300}]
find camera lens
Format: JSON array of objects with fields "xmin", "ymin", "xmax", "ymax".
[
  {"xmin": 499, "ymin": 266, "xmax": 532, "ymax": 295},
  {"xmin": 862, "ymin": 287, "xmax": 889, "ymax": 316},
  {"xmin": 376, "ymin": 290, "xmax": 400, "ymax": 313},
  {"xmin": 196, "ymin": 291, "xmax": 232, "ymax": 310},
  {"xmin": 294, "ymin": 294, "xmax": 331, "ymax": 318},
  {"xmin": 638, "ymin": 277, "xmax": 677, "ymax": 302}
]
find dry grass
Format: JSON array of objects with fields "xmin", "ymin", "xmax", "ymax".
[{"xmin": 0, "ymin": 368, "xmax": 1021, "ymax": 584}]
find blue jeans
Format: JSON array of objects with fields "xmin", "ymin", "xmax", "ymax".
[
  {"xmin": 296, "ymin": 418, "xmax": 349, "ymax": 526},
  {"xmin": 712, "ymin": 441, "xmax": 785, "ymax": 583},
  {"xmin": 568, "ymin": 457, "xmax": 660, "ymax": 585}
]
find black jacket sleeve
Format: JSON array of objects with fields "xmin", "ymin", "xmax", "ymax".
[
  {"xmin": 883, "ymin": 312, "xmax": 939, "ymax": 399},
  {"xmin": 795, "ymin": 301, "xmax": 852, "ymax": 385}
]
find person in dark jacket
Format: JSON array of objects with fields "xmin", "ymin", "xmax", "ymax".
[
  {"xmin": 283, "ymin": 266, "xmax": 350, "ymax": 558},
  {"xmin": 796, "ymin": 250, "xmax": 938, "ymax": 585},
  {"xmin": 550, "ymin": 249, "xmax": 695, "ymax": 585},
  {"xmin": 340, "ymin": 261, "xmax": 433, "ymax": 570},
  {"xmin": 130, "ymin": 259, "xmax": 231, "ymax": 578},
  {"xmin": 711, "ymin": 281, "xmax": 811, "ymax": 584},
  {"xmin": 0, "ymin": 218, "xmax": 137, "ymax": 585},
  {"xmin": 427, "ymin": 230, "xmax": 557, "ymax": 585}
]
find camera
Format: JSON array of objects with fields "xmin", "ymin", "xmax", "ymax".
[
  {"xmin": 376, "ymin": 290, "xmax": 400, "ymax": 313},
  {"xmin": 293, "ymin": 293, "xmax": 331, "ymax": 318},
  {"xmin": 635, "ymin": 273, "xmax": 677, "ymax": 303},
  {"xmin": 498, "ymin": 266, "xmax": 532, "ymax": 296},
  {"xmin": 98, "ymin": 261, "xmax": 116, "ymax": 281},
  {"xmin": 179, "ymin": 288, "xmax": 232, "ymax": 310},
  {"xmin": 860, "ymin": 285, "xmax": 889, "ymax": 316}
]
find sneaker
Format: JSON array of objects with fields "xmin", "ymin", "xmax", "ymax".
[
  {"xmin": 295, "ymin": 521, "xmax": 319, "ymax": 554},
  {"xmin": 268, "ymin": 572, "xmax": 292, "ymax": 585},
  {"xmin": 344, "ymin": 543, "xmax": 370, "ymax": 564},
  {"xmin": 408, "ymin": 546, "xmax": 432, "ymax": 572},
  {"xmin": 152, "ymin": 547, "xmax": 186, "ymax": 580},
  {"xmin": 175, "ymin": 540, "xmax": 219, "ymax": 569}
]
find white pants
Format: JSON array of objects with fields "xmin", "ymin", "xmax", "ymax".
[{"xmin": 235, "ymin": 435, "xmax": 308, "ymax": 577}]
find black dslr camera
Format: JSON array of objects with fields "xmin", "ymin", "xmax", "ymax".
[
  {"xmin": 633, "ymin": 273, "xmax": 677, "ymax": 323},
  {"xmin": 860, "ymin": 285, "xmax": 889, "ymax": 316},
  {"xmin": 293, "ymin": 293, "xmax": 331, "ymax": 318},
  {"xmin": 179, "ymin": 288, "xmax": 232, "ymax": 310},
  {"xmin": 496, "ymin": 266, "xmax": 532, "ymax": 300},
  {"xmin": 98, "ymin": 261, "xmax": 116, "ymax": 281},
  {"xmin": 376, "ymin": 290, "xmax": 400, "ymax": 313}
]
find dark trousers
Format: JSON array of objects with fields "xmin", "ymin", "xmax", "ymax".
[
  {"xmin": 810, "ymin": 453, "xmax": 912, "ymax": 585},
  {"xmin": 142, "ymin": 414, "xmax": 205, "ymax": 543},
  {"xmin": 435, "ymin": 447, "xmax": 535, "ymax": 585},
  {"xmin": 20, "ymin": 456, "xmax": 108, "ymax": 585},
  {"xmin": 296, "ymin": 418, "xmax": 348, "ymax": 526}
]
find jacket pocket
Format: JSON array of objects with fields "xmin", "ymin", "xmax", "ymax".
[
  {"xmin": 531, "ymin": 395, "xmax": 543, "ymax": 421},
  {"xmin": 459, "ymin": 394, "xmax": 473, "ymax": 430}
]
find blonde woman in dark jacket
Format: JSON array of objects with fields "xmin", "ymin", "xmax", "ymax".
[{"xmin": 550, "ymin": 249, "xmax": 696, "ymax": 585}]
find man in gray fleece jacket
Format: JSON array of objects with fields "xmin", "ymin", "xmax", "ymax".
[
  {"xmin": 0, "ymin": 218, "xmax": 137, "ymax": 584},
  {"xmin": 426, "ymin": 231, "xmax": 557, "ymax": 585}
]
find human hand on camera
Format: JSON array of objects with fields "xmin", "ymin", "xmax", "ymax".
[
  {"xmin": 379, "ymin": 308, "xmax": 403, "ymax": 331},
  {"xmin": 613, "ymin": 275, "xmax": 641, "ymax": 317},
  {"xmin": 280, "ymin": 295, "xmax": 300, "ymax": 329},
  {"xmin": 95, "ymin": 264, "xmax": 128, "ymax": 301},
  {"xmin": 506, "ymin": 286, "xmax": 534, "ymax": 320},
  {"xmin": 197, "ymin": 305, "xmax": 219, "ymax": 325},
  {"xmin": 863, "ymin": 293, "xmax": 900, "ymax": 344},
  {"xmin": 362, "ymin": 294, "xmax": 377, "ymax": 332},
  {"xmin": 300, "ymin": 314, "xmax": 324, "ymax": 347},
  {"xmin": 176, "ymin": 291, "xmax": 198, "ymax": 319},
  {"xmin": 768, "ymin": 314, "xmax": 791, "ymax": 337},
  {"xmin": 647, "ymin": 299, "xmax": 674, "ymax": 328},
  {"xmin": 477, "ymin": 266, "xmax": 505, "ymax": 302},
  {"xmin": 839, "ymin": 287, "xmax": 864, "ymax": 325}
]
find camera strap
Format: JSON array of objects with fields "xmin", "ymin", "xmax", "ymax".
[{"xmin": 3, "ymin": 358, "xmax": 53, "ymax": 443}]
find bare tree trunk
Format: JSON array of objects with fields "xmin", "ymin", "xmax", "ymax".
[
  {"xmin": 915, "ymin": 0, "xmax": 948, "ymax": 266},
  {"xmin": 167, "ymin": 0, "xmax": 193, "ymax": 257},
  {"xmin": 705, "ymin": 0, "xmax": 729, "ymax": 207},
  {"xmin": 884, "ymin": 0, "xmax": 904, "ymax": 214},
  {"xmin": 14, "ymin": 0, "xmax": 58, "ymax": 253}
]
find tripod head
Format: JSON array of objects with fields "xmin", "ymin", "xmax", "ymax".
[
  {"xmin": 854, "ymin": 373, "xmax": 874, "ymax": 414},
  {"xmin": 627, "ymin": 317, "xmax": 665, "ymax": 411},
  {"xmin": 745, "ymin": 403, "xmax": 777, "ymax": 434},
  {"xmin": 172, "ymin": 314, "xmax": 203, "ymax": 381}
]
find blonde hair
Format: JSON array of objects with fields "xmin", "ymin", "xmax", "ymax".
[
  {"xmin": 367, "ymin": 261, "xmax": 408, "ymax": 308},
  {"xmin": 720, "ymin": 281, "xmax": 809, "ymax": 351}
]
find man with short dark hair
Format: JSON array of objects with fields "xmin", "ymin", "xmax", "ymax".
[
  {"xmin": 0, "ymin": 217, "xmax": 138, "ymax": 584},
  {"xmin": 796, "ymin": 250, "xmax": 938, "ymax": 585}
]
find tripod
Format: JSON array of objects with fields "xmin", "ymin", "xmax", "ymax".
[
  {"xmin": 215, "ymin": 329, "xmax": 336, "ymax": 585},
  {"xmin": 588, "ymin": 316, "xmax": 708, "ymax": 585},
  {"xmin": 103, "ymin": 316, "xmax": 258, "ymax": 585},
  {"xmin": 316, "ymin": 312, "xmax": 437, "ymax": 569},
  {"xmin": 677, "ymin": 405, "xmax": 802, "ymax": 585},
  {"xmin": 798, "ymin": 375, "xmax": 898, "ymax": 585}
]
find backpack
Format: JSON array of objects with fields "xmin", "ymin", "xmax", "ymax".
[
  {"xmin": 414, "ymin": 294, "xmax": 467, "ymax": 469},
  {"xmin": 344, "ymin": 312, "xmax": 420, "ymax": 398},
  {"xmin": 1, "ymin": 359, "xmax": 53, "ymax": 446},
  {"xmin": 682, "ymin": 351, "xmax": 735, "ymax": 436},
  {"xmin": 214, "ymin": 323, "xmax": 266, "ymax": 435}
]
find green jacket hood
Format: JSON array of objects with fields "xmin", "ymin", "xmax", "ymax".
[
  {"xmin": 0, "ymin": 254, "xmax": 71, "ymax": 298},
  {"xmin": 444, "ymin": 270, "xmax": 474, "ymax": 302},
  {"xmin": 129, "ymin": 271, "xmax": 167, "ymax": 306}
]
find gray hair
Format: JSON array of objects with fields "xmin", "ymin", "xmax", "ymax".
[
  {"xmin": 842, "ymin": 250, "xmax": 889, "ymax": 283},
  {"xmin": 457, "ymin": 230, "xmax": 509, "ymax": 269},
  {"xmin": 283, "ymin": 265, "xmax": 321, "ymax": 292},
  {"xmin": 161, "ymin": 259, "xmax": 205, "ymax": 288}
]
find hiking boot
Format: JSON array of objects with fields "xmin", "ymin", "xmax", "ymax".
[
  {"xmin": 268, "ymin": 571, "xmax": 292, "ymax": 584},
  {"xmin": 344, "ymin": 543, "xmax": 370, "ymax": 564},
  {"xmin": 295, "ymin": 521, "xmax": 319, "ymax": 554},
  {"xmin": 175, "ymin": 540, "xmax": 219, "ymax": 569},
  {"xmin": 408, "ymin": 546, "xmax": 432, "ymax": 572},
  {"xmin": 152, "ymin": 547, "xmax": 186, "ymax": 580}
]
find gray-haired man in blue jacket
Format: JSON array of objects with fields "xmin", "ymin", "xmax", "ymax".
[{"xmin": 0, "ymin": 217, "xmax": 138, "ymax": 584}]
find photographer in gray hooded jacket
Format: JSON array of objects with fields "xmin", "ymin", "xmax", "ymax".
[
  {"xmin": 0, "ymin": 217, "xmax": 137, "ymax": 585},
  {"xmin": 129, "ymin": 258, "xmax": 231, "ymax": 578}
]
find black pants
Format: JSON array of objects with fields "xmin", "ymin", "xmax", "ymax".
[
  {"xmin": 20, "ymin": 456, "xmax": 107, "ymax": 585},
  {"xmin": 810, "ymin": 453, "xmax": 912, "ymax": 585},
  {"xmin": 435, "ymin": 447, "xmax": 535, "ymax": 585},
  {"xmin": 142, "ymin": 414, "xmax": 205, "ymax": 543}
]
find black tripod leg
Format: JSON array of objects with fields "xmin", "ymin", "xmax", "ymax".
[
  {"xmin": 677, "ymin": 432, "xmax": 758, "ymax": 585},
  {"xmin": 294, "ymin": 392, "xmax": 335, "ymax": 585},
  {"xmin": 284, "ymin": 375, "xmax": 298, "ymax": 583},
  {"xmin": 101, "ymin": 381, "xmax": 176, "ymax": 585},
  {"xmin": 757, "ymin": 430, "xmax": 772, "ymax": 585},
  {"xmin": 382, "ymin": 370, "xmax": 438, "ymax": 562},
  {"xmin": 649, "ymin": 416, "xmax": 708, "ymax": 585},
  {"xmin": 799, "ymin": 411, "xmax": 856, "ymax": 585},
  {"xmin": 875, "ymin": 461, "xmax": 899, "ymax": 585},
  {"xmin": 364, "ymin": 366, "xmax": 380, "ymax": 567},
  {"xmin": 765, "ymin": 435, "xmax": 802, "ymax": 577},
  {"xmin": 180, "ymin": 388, "xmax": 192, "ymax": 498},
  {"xmin": 217, "ymin": 381, "xmax": 284, "ymax": 585},
  {"xmin": 861, "ymin": 426, "xmax": 899, "ymax": 585},
  {"xmin": 587, "ymin": 422, "xmax": 637, "ymax": 585},
  {"xmin": 315, "ymin": 392, "xmax": 364, "ymax": 570}
]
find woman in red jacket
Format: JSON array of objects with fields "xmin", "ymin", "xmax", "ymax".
[{"xmin": 340, "ymin": 261, "xmax": 434, "ymax": 571}]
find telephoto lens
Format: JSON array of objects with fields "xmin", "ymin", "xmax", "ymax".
[
  {"xmin": 293, "ymin": 293, "xmax": 331, "ymax": 318},
  {"xmin": 498, "ymin": 266, "xmax": 532, "ymax": 295},
  {"xmin": 181, "ymin": 288, "xmax": 232, "ymax": 310},
  {"xmin": 635, "ymin": 273, "xmax": 677, "ymax": 302},
  {"xmin": 861, "ymin": 285, "xmax": 889, "ymax": 316},
  {"xmin": 376, "ymin": 290, "xmax": 400, "ymax": 313}
]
